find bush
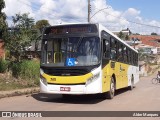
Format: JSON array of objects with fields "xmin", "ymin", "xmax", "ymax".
[
  {"xmin": 11, "ymin": 60, "xmax": 40, "ymax": 86},
  {"xmin": 0, "ymin": 59, "xmax": 9, "ymax": 73}
]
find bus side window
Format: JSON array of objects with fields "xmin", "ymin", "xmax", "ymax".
[
  {"xmin": 123, "ymin": 47, "xmax": 128, "ymax": 63},
  {"xmin": 118, "ymin": 44, "xmax": 123, "ymax": 62},
  {"xmin": 103, "ymin": 39, "xmax": 110, "ymax": 59},
  {"xmin": 110, "ymin": 38, "xmax": 117, "ymax": 60}
]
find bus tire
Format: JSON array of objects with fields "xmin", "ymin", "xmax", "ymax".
[
  {"xmin": 102, "ymin": 77, "xmax": 115, "ymax": 99},
  {"xmin": 128, "ymin": 76, "xmax": 134, "ymax": 90}
]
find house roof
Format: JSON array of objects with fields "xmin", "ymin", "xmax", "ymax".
[{"xmin": 130, "ymin": 35, "xmax": 160, "ymax": 47}]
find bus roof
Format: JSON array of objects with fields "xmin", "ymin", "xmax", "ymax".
[{"xmin": 98, "ymin": 23, "xmax": 138, "ymax": 53}]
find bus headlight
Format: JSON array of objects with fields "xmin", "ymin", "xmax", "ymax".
[
  {"xmin": 85, "ymin": 73, "xmax": 100, "ymax": 86},
  {"xmin": 40, "ymin": 74, "xmax": 47, "ymax": 86}
]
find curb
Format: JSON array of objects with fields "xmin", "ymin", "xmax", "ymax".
[{"xmin": 0, "ymin": 87, "xmax": 40, "ymax": 99}]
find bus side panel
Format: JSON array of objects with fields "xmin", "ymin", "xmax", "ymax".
[
  {"xmin": 102, "ymin": 61, "xmax": 125, "ymax": 92},
  {"xmin": 120, "ymin": 63, "xmax": 130, "ymax": 88},
  {"xmin": 127, "ymin": 65, "xmax": 139, "ymax": 87},
  {"xmin": 102, "ymin": 61, "xmax": 139, "ymax": 92},
  {"xmin": 102, "ymin": 61, "xmax": 111, "ymax": 93}
]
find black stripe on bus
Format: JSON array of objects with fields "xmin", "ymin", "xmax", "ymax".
[{"xmin": 47, "ymin": 83, "xmax": 85, "ymax": 85}]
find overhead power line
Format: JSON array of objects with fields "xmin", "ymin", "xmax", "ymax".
[
  {"xmin": 92, "ymin": 7, "xmax": 160, "ymax": 29},
  {"xmin": 16, "ymin": 0, "xmax": 160, "ymax": 29}
]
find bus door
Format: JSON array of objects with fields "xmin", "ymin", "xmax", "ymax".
[
  {"xmin": 101, "ymin": 32, "xmax": 111, "ymax": 92},
  {"xmin": 110, "ymin": 38, "xmax": 122, "ymax": 89}
]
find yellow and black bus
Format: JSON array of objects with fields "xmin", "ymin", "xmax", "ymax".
[{"xmin": 40, "ymin": 23, "xmax": 139, "ymax": 99}]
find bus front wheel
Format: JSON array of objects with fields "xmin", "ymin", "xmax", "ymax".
[{"xmin": 102, "ymin": 77, "xmax": 115, "ymax": 99}]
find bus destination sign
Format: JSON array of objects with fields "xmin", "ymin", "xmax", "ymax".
[{"xmin": 46, "ymin": 24, "xmax": 97, "ymax": 35}]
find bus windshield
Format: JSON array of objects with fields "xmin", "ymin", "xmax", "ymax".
[{"xmin": 42, "ymin": 37, "xmax": 100, "ymax": 67}]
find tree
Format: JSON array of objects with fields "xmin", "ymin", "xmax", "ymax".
[
  {"xmin": 0, "ymin": 0, "xmax": 7, "ymax": 39},
  {"xmin": 12, "ymin": 13, "xmax": 35, "ymax": 29},
  {"xmin": 5, "ymin": 13, "xmax": 37, "ymax": 61},
  {"xmin": 118, "ymin": 31, "xmax": 124, "ymax": 39},
  {"xmin": 151, "ymin": 32, "xmax": 157, "ymax": 35},
  {"xmin": 125, "ymin": 34, "xmax": 129, "ymax": 40},
  {"xmin": 35, "ymin": 20, "xmax": 50, "ymax": 33}
]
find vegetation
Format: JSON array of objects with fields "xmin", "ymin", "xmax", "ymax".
[
  {"xmin": 5, "ymin": 13, "xmax": 38, "ymax": 61},
  {"xmin": 0, "ymin": 60, "xmax": 40, "ymax": 91},
  {"xmin": 0, "ymin": 0, "xmax": 7, "ymax": 39},
  {"xmin": 118, "ymin": 31, "xmax": 124, "ymax": 40},
  {"xmin": 151, "ymin": 32, "xmax": 158, "ymax": 35},
  {"xmin": 125, "ymin": 34, "xmax": 129, "ymax": 40},
  {"xmin": 0, "ymin": 1, "xmax": 52, "ymax": 91},
  {"xmin": 0, "ymin": 59, "xmax": 9, "ymax": 73},
  {"xmin": 11, "ymin": 60, "xmax": 40, "ymax": 85},
  {"xmin": 35, "ymin": 20, "xmax": 50, "ymax": 33}
]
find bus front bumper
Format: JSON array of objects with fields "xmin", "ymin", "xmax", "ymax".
[{"xmin": 40, "ymin": 79, "xmax": 101, "ymax": 95}]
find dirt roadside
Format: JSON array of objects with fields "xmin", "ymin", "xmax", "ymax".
[{"xmin": 0, "ymin": 87, "xmax": 40, "ymax": 99}]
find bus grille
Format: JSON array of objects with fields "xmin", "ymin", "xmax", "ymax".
[{"xmin": 43, "ymin": 69, "xmax": 88, "ymax": 76}]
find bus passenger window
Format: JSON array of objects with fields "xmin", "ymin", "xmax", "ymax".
[
  {"xmin": 110, "ymin": 38, "xmax": 117, "ymax": 60},
  {"xmin": 103, "ymin": 39, "xmax": 110, "ymax": 59},
  {"xmin": 123, "ymin": 47, "xmax": 128, "ymax": 63},
  {"xmin": 118, "ymin": 44, "xmax": 123, "ymax": 62}
]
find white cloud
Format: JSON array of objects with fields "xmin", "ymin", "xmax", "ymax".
[
  {"xmin": 3, "ymin": 0, "xmax": 160, "ymax": 35},
  {"xmin": 124, "ymin": 8, "xmax": 141, "ymax": 17},
  {"xmin": 4, "ymin": 0, "xmax": 35, "ymax": 17}
]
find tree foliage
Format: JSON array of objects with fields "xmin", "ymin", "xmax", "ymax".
[
  {"xmin": 0, "ymin": 0, "xmax": 7, "ymax": 39},
  {"xmin": 125, "ymin": 34, "xmax": 129, "ymax": 40},
  {"xmin": 5, "ymin": 13, "xmax": 38, "ymax": 61},
  {"xmin": 151, "ymin": 32, "xmax": 158, "ymax": 35},
  {"xmin": 118, "ymin": 31, "xmax": 124, "ymax": 40},
  {"xmin": 35, "ymin": 20, "xmax": 50, "ymax": 33}
]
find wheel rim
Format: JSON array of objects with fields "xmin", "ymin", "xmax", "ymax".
[{"xmin": 111, "ymin": 80, "xmax": 115, "ymax": 96}]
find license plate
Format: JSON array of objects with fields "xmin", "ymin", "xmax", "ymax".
[{"xmin": 60, "ymin": 87, "xmax": 71, "ymax": 92}]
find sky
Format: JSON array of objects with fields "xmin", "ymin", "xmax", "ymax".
[{"xmin": 3, "ymin": 0, "xmax": 160, "ymax": 35}]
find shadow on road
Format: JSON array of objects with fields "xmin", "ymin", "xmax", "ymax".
[
  {"xmin": 31, "ymin": 87, "xmax": 130, "ymax": 104},
  {"xmin": 31, "ymin": 93, "xmax": 105, "ymax": 104}
]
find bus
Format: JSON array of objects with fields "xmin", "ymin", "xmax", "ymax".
[{"xmin": 40, "ymin": 23, "xmax": 139, "ymax": 99}]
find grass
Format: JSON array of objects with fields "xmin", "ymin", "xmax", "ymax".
[
  {"xmin": 0, "ymin": 60, "xmax": 40, "ymax": 91},
  {"xmin": 0, "ymin": 74, "xmax": 39, "ymax": 91}
]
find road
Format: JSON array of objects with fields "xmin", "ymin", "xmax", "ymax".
[{"xmin": 0, "ymin": 71, "xmax": 160, "ymax": 120}]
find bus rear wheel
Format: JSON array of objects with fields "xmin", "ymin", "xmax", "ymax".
[{"xmin": 102, "ymin": 77, "xmax": 115, "ymax": 99}]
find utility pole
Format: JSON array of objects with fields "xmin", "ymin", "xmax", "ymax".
[{"xmin": 88, "ymin": 0, "xmax": 91, "ymax": 23}]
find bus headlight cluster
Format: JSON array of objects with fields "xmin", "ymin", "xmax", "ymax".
[
  {"xmin": 40, "ymin": 74, "xmax": 47, "ymax": 86},
  {"xmin": 85, "ymin": 73, "xmax": 100, "ymax": 86}
]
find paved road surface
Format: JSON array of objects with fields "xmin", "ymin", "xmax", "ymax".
[{"xmin": 0, "ymin": 71, "xmax": 160, "ymax": 120}]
